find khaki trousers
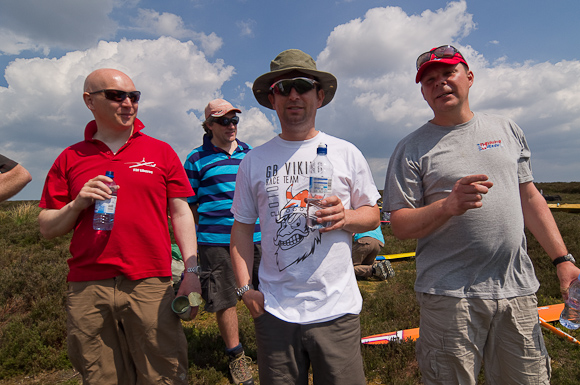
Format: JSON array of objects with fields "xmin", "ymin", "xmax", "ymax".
[{"xmin": 67, "ymin": 276, "xmax": 189, "ymax": 384}]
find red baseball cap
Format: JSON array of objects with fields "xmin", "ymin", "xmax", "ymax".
[{"xmin": 415, "ymin": 45, "xmax": 468, "ymax": 83}]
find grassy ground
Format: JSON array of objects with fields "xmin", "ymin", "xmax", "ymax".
[{"xmin": 0, "ymin": 182, "xmax": 579, "ymax": 384}]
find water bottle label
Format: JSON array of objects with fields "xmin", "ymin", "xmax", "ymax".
[
  {"xmin": 95, "ymin": 197, "xmax": 117, "ymax": 214},
  {"xmin": 309, "ymin": 177, "xmax": 330, "ymax": 196}
]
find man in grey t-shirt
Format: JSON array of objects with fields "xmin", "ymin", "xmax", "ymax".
[{"xmin": 384, "ymin": 45, "xmax": 580, "ymax": 384}]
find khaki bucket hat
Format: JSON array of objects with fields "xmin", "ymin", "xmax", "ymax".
[{"xmin": 252, "ymin": 49, "xmax": 337, "ymax": 110}]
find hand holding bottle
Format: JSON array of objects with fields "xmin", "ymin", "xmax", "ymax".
[
  {"xmin": 307, "ymin": 143, "xmax": 333, "ymax": 230},
  {"xmin": 93, "ymin": 171, "xmax": 119, "ymax": 231},
  {"xmin": 72, "ymin": 173, "xmax": 119, "ymax": 212},
  {"xmin": 310, "ymin": 195, "xmax": 347, "ymax": 233},
  {"xmin": 560, "ymin": 274, "xmax": 580, "ymax": 330}
]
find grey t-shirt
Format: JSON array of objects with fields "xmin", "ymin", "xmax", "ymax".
[{"xmin": 384, "ymin": 112, "xmax": 539, "ymax": 299}]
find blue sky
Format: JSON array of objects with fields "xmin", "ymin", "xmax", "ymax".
[{"xmin": 1, "ymin": 0, "xmax": 579, "ymax": 200}]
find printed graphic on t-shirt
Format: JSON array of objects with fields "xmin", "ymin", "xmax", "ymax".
[
  {"xmin": 476, "ymin": 139, "xmax": 503, "ymax": 151},
  {"xmin": 266, "ymin": 161, "xmax": 322, "ymax": 272}
]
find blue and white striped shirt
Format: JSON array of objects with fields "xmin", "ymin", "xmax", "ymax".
[{"xmin": 184, "ymin": 135, "xmax": 260, "ymax": 246}]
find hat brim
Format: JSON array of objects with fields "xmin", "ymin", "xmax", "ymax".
[
  {"xmin": 252, "ymin": 68, "xmax": 337, "ymax": 110},
  {"xmin": 210, "ymin": 108, "xmax": 241, "ymax": 118},
  {"xmin": 415, "ymin": 57, "xmax": 468, "ymax": 83}
]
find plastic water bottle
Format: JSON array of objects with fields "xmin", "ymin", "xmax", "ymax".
[
  {"xmin": 307, "ymin": 143, "xmax": 333, "ymax": 230},
  {"xmin": 93, "ymin": 171, "xmax": 118, "ymax": 231},
  {"xmin": 560, "ymin": 274, "xmax": 580, "ymax": 330}
]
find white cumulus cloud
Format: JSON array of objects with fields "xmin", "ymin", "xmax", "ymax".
[
  {"xmin": 313, "ymin": 0, "xmax": 580, "ymax": 186},
  {"xmin": 132, "ymin": 9, "xmax": 223, "ymax": 56},
  {"xmin": 0, "ymin": 37, "xmax": 276, "ymax": 199}
]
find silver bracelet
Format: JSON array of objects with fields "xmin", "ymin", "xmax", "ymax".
[
  {"xmin": 236, "ymin": 284, "xmax": 254, "ymax": 299},
  {"xmin": 185, "ymin": 266, "xmax": 201, "ymax": 275}
]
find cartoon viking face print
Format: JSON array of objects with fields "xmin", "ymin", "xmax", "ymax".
[{"xmin": 274, "ymin": 184, "xmax": 321, "ymax": 271}]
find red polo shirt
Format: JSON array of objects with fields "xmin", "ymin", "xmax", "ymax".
[{"xmin": 40, "ymin": 119, "xmax": 194, "ymax": 281}]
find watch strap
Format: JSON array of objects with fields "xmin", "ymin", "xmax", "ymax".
[{"xmin": 553, "ymin": 254, "xmax": 575, "ymax": 266}]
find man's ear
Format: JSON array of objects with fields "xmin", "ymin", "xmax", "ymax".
[
  {"xmin": 268, "ymin": 93, "xmax": 275, "ymax": 109},
  {"xmin": 317, "ymin": 89, "xmax": 325, "ymax": 108},
  {"xmin": 467, "ymin": 70, "xmax": 474, "ymax": 88},
  {"xmin": 83, "ymin": 92, "xmax": 95, "ymax": 111}
]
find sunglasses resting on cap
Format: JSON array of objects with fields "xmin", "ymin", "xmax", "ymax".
[
  {"xmin": 88, "ymin": 89, "xmax": 141, "ymax": 103},
  {"xmin": 415, "ymin": 45, "xmax": 468, "ymax": 83}
]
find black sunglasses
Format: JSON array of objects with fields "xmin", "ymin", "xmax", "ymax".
[
  {"xmin": 270, "ymin": 77, "xmax": 319, "ymax": 96},
  {"xmin": 416, "ymin": 45, "xmax": 464, "ymax": 70},
  {"xmin": 211, "ymin": 115, "xmax": 239, "ymax": 126},
  {"xmin": 88, "ymin": 89, "xmax": 141, "ymax": 103}
]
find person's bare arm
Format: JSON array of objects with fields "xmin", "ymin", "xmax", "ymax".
[
  {"xmin": 38, "ymin": 174, "xmax": 115, "ymax": 239},
  {"xmin": 390, "ymin": 174, "xmax": 493, "ymax": 239},
  {"xmin": 314, "ymin": 197, "xmax": 380, "ymax": 234},
  {"xmin": 230, "ymin": 220, "xmax": 264, "ymax": 318},
  {"xmin": 520, "ymin": 181, "xmax": 580, "ymax": 296},
  {"xmin": 170, "ymin": 197, "xmax": 201, "ymax": 319},
  {"xmin": 0, "ymin": 164, "xmax": 32, "ymax": 202}
]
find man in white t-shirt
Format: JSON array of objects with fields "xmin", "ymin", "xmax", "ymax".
[{"xmin": 230, "ymin": 49, "xmax": 380, "ymax": 385}]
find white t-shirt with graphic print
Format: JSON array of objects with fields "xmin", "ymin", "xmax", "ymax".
[{"xmin": 232, "ymin": 132, "xmax": 380, "ymax": 324}]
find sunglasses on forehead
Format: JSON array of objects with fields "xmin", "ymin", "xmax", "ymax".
[
  {"xmin": 211, "ymin": 115, "xmax": 239, "ymax": 126},
  {"xmin": 416, "ymin": 45, "xmax": 464, "ymax": 70},
  {"xmin": 270, "ymin": 77, "xmax": 319, "ymax": 96},
  {"xmin": 88, "ymin": 89, "xmax": 141, "ymax": 103}
]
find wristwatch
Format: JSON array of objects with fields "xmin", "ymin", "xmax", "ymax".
[
  {"xmin": 185, "ymin": 266, "xmax": 201, "ymax": 275},
  {"xmin": 236, "ymin": 284, "xmax": 254, "ymax": 299},
  {"xmin": 552, "ymin": 254, "xmax": 576, "ymax": 267}
]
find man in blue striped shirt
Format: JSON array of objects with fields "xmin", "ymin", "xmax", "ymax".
[{"xmin": 184, "ymin": 99, "xmax": 261, "ymax": 385}]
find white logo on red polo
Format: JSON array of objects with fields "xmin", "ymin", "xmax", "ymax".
[{"xmin": 126, "ymin": 157, "xmax": 160, "ymax": 174}]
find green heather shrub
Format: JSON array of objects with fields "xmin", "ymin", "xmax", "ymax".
[{"xmin": 0, "ymin": 181, "xmax": 579, "ymax": 384}]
